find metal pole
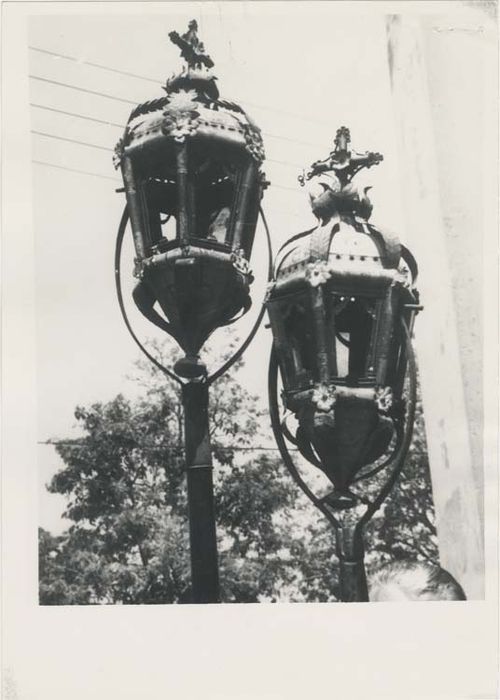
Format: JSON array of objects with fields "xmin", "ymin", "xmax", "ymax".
[
  {"xmin": 182, "ymin": 380, "xmax": 220, "ymax": 603},
  {"xmin": 335, "ymin": 519, "xmax": 369, "ymax": 602}
]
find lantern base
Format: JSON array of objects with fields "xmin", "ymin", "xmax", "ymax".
[{"xmin": 174, "ymin": 354, "xmax": 207, "ymax": 379}]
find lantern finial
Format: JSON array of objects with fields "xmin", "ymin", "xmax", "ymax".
[
  {"xmin": 300, "ymin": 127, "xmax": 383, "ymax": 189},
  {"xmin": 168, "ymin": 19, "xmax": 215, "ymax": 69},
  {"xmin": 166, "ymin": 20, "xmax": 219, "ymax": 99},
  {"xmin": 299, "ymin": 127, "xmax": 384, "ymax": 224}
]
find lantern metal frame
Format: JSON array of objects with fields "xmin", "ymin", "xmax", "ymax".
[{"xmin": 114, "ymin": 20, "xmax": 268, "ymax": 380}]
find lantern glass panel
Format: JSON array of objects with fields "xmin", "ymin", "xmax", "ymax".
[
  {"xmin": 131, "ymin": 144, "xmax": 255, "ymax": 255},
  {"xmin": 191, "ymin": 152, "xmax": 239, "ymax": 245},
  {"xmin": 282, "ymin": 298, "xmax": 317, "ymax": 389},
  {"xmin": 141, "ymin": 178, "xmax": 178, "ymax": 253},
  {"xmin": 327, "ymin": 294, "xmax": 377, "ymax": 386}
]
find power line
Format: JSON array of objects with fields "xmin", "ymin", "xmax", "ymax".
[
  {"xmin": 31, "ymin": 100, "xmax": 322, "ymax": 151},
  {"xmin": 32, "ymin": 160, "xmax": 120, "ymax": 183},
  {"xmin": 31, "ymin": 130, "xmax": 113, "ymax": 152},
  {"xmin": 29, "ymin": 45, "xmax": 161, "ymax": 85},
  {"xmin": 272, "ymin": 183, "xmax": 304, "ymax": 194},
  {"xmin": 29, "ymin": 75, "xmax": 136, "ymax": 106},
  {"xmin": 28, "ymin": 46, "xmax": 334, "ymax": 130},
  {"xmin": 30, "ymin": 103, "xmax": 123, "ymax": 129},
  {"xmin": 267, "ymin": 158, "xmax": 301, "ymax": 169},
  {"xmin": 31, "ymin": 128, "xmax": 302, "ymax": 170},
  {"xmin": 32, "ymin": 157, "xmax": 304, "ymax": 195},
  {"xmin": 38, "ymin": 440, "xmax": 295, "ymax": 452},
  {"xmin": 32, "ymin": 153, "xmax": 306, "ymax": 198},
  {"xmin": 265, "ymin": 131, "xmax": 323, "ymax": 149},
  {"xmin": 31, "ymin": 129, "xmax": 300, "ymax": 168}
]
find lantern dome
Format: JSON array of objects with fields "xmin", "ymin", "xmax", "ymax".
[
  {"xmin": 115, "ymin": 20, "xmax": 267, "ymax": 377},
  {"xmin": 273, "ymin": 216, "xmax": 405, "ymax": 292}
]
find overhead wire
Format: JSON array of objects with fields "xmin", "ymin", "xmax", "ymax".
[
  {"xmin": 32, "ymin": 160, "xmax": 121, "ymax": 182},
  {"xmin": 30, "ymin": 100, "xmax": 322, "ymax": 149},
  {"xmin": 31, "ymin": 126, "xmax": 302, "ymax": 170},
  {"xmin": 29, "ymin": 74, "xmax": 137, "ymax": 105},
  {"xmin": 32, "ymin": 129, "xmax": 113, "ymax": 152},
  {"xmin": 30, "ymin": 47, "xmax": 315, "ymax": 191},
  {"xmin": 30, "ymin": 103, "xmax": 123, "ymax": 128},
  {"xmin": 29, "ymin": 45, "xmax": 160, "ymax": 84},
  {"xmin": 32, "ymin": 158, "xmax": 304, "ymax": 195},
  {"xmin": 38, "ymin": 439, "xmax": 297, "ymax": 452},
  {"xmin": 28, "ymin": 45, "xmax": 334, "ymax": 134}
]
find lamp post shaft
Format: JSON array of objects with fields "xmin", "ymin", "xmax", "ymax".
[
  {"xmin": 182, "ymin": 381, "xmax": 220, "ymax": 603},
  {"xmin": 335, "ymin": 522, "xmax": 369, "ymax": 602}
]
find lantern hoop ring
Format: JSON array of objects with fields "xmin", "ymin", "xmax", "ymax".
[
  {"xmin": 115, "ymin": 206, "xmax": 182, "ymax": 386},
  {"xmin": 115, "ymin": 205, "xmax": 273, "ymax": 387},
  {"xmin": 268, "ymin": 317, "xmax": 417, "ymax": 532}
]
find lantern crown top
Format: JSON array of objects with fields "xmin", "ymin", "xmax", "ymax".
[
  {"xmin": 165, "ymin": 20, "xmax": 219, "ymax": 99},
  {"xmin": 299, "ymin": 127, "xmax": 384, "ymax": 224},
  {"xmin": 114, "ymin": 20, "xmax": 266, "ymax": 169}
]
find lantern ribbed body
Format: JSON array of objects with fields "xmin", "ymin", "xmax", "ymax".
[
  {"xmin": 115, "ymin": 73, "xmax": 266, "ymax": 376},
  {"xmin": 267, "ymin": 213, "xmax": 418, "ymax": 491}
]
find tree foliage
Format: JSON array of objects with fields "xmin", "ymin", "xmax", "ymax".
[{"xmin": 39, "ymin": 340, "xmax": 438, "ymax": 604}]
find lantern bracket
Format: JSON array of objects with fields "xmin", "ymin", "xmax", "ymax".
[{"xmin": 115, "ymin": 206, "xmax": 183, "ymax": 385}]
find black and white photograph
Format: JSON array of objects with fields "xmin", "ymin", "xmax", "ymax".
[{"xmin": 2, "ymin": 1, "xmax": 498, "ymax": 698}]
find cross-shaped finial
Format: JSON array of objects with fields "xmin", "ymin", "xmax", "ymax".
[{"xmin": 169, "ymin": 20, "xmax": 214, "ymax": 69}]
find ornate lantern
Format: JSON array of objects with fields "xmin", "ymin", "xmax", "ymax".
[
  {"xmin": 113, "ymin": 22, "xmax": 270, "ymax": 604},
  {"xmin": 114, "ymin": 20, "xmax": 267, "ymax": 378},
  {"xmin": 267, "ymin": 127, "xmax": 422, "ymax": 601}
]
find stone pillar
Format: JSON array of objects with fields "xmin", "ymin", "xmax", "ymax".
[{"xmin": 385, "ymin": 6, "xmax": 496, "ymax": 599}]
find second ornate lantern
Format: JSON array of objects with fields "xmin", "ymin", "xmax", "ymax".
[{"xmin": 267, "ymin": 127, "xmax": 422, "ymax": 601}]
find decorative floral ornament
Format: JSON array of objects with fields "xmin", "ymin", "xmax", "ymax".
[
  {"xmin": 306, "ymin": 260, "xmax": 332, "ymax": 287},
  {"xmin": 165, "ymin": 88, "xmax": 199, "ymax": 112},
  {"xmin": 375, "ymin": 386, "xmax": 393, "ymax": 414},
  {"xmin": 162, "ymin": 89, "xmax": 200, "ymax": 143},
  {"xmin": 231, "ymin": 250, "xmax": 250, "ymax": 275},
  {"xmin": 162, "ymin": 112, "xmax": 200, "ymax": 143},
  {"xmin": 113, "ymin": 138, "xmax": 125, "ymax": 169},
  {"xmin": 312, "ymin": 383, "xmax": 337, "ymax": 413},
  {"xmin": 242, "ymin": 124, "xmax": 265, "ymax": 162},
  {"xmin": 133, "ymin": 257, "xmax": 144, "ymax": 280}
]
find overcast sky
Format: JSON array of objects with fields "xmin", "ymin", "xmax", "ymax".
[{"xmin": 30, "ymin": 4, "xmax": 407, "ymax": 532}]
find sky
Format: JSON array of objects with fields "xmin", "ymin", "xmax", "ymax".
[{"xmin": 29, "ymin": 4, "xmax": 407, "ymax": 532}]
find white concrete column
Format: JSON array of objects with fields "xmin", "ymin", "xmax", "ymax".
[{"xmin": 385, "ymin": 8, "xmax": 494, "ymax": 599}]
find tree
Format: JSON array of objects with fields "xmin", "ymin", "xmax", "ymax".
[
  {"xmin": 40, "ymin": 339, "xmax": 306, "ymax": 604},
  {"xmin": 364, "ymin": 396, "xmax": 439, "ymax": 572},
  {"xmin": 39, "ymin": 339, "xmax": 438, "ymax": 604}
]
